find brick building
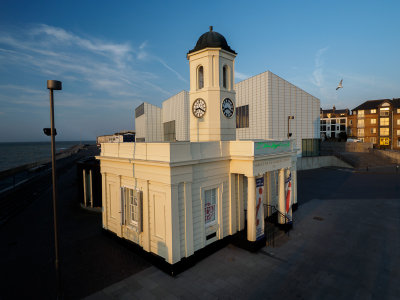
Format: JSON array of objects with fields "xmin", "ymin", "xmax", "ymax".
[{"xmin": 350, "ymin": 98, "xmax": 400, "ymax": 149}]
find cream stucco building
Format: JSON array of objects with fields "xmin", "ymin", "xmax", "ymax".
[{"xmin": 98, "ymin": 27, "xmax": 298, "ymax": 270}]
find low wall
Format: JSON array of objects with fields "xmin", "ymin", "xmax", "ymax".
[
  {"xmin": 297, "ymin": 155, "xmax": 353, "ymax": 171},
  {"xmin": 370, "ymin": 149, "xmax": 400, "ymax": 163},
  {"xmin": 320, "ymin": 142, "xmax": 373, "ymax": 155}
]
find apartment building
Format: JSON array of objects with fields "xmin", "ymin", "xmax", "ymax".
[
  {"xmin": 350, "ymin": 98, "xmax": 400, "ymax": 149},
  {"xmin": 320, "ymin": 106, "xmax": 350, "ymax": 139}
]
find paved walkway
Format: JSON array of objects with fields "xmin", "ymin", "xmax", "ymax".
[{"xmin": 87, "ymin": 167, "xmax": 400, "ymax": 300}]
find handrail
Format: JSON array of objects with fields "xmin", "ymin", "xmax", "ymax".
[{"xmin": 264, "ymin": 204, "xmax": 292, "ymax": 224}]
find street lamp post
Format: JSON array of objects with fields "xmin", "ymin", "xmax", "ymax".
[
  {"xmin": 47, "ymin": 80, "xmax": 62, "ymax": 298},
  {"xmin": 288, "ymin": 115, "xmax": 295, "ymax": 139}
]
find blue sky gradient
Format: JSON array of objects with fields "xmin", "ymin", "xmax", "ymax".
[{"xmin": 1, "ymin": 0, "xmax": 399, "ymax": 141}]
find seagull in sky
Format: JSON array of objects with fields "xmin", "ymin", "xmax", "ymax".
[{"xmin": 336, "ymin": 79, "xmax": 343, "ymax": 90}]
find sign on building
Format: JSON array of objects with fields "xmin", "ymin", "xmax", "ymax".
[{"xmin": 256, "ymin": 177, "xmax": 264, "ymax": 240}]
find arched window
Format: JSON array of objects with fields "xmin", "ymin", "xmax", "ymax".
[
  {"xmin": 198, "ymin": 66, "xmax": 204, "ymax": 89},
  {"xmin": 223, "ymin": 65, "xmax": 227, "ymax": 88}
]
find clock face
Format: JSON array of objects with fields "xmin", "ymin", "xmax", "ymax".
[
  {"xmin": 221, "ymin": 98, "xmax": 234, "ymax": 118},
  {"xmin": 192, "ymin": 98, "xmax": 206, "ymax": 118}
]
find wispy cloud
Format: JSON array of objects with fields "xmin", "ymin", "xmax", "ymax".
[
  {"xmin": 235, "ymin": 71, "xmax": 250, "ymax": 81},
  {"xmin": 311, "ymin": 46, "xmax": 329, "ymax": 88},
  {"xmin": 0, "ymin": 24, "xmax": 186, "ymax": 109},
  {"xmin": 309, "ymin": 46, "xmax": 340, "ymax": 105},
  {"xmin": 135, "ymin": 40, "xmax": 187, "ymax": 83}
]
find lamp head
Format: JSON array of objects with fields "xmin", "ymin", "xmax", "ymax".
[{"xmin": 47, "ymin": 80, "xmax": 62, "ymax": 90}]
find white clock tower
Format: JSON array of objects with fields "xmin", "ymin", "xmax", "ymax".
[{"xmin": 187, "ymin": 26, "xmax": 237, "ymax": 142}]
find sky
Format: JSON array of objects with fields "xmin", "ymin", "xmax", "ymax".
[{"xmin": 0, "ymin": 0, "xmax": 399, "ymax": 142}]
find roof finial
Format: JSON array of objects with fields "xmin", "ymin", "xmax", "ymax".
[{"xmin": 209, "ymin": 26, "xmax": 213, "ymax": 32}]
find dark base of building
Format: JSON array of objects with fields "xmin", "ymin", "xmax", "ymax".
[
  {"xmin": 276, "ymin": 221, "xmax": 293, "ymax": 232},
  {"xmin": 292, "ymin": 203, "xmax": 298, "ymax": 211},
  {"xmin": 102, "ymin": 209, "xmax": 297, "ymax": 275},
  {"xmin": 230, "ymin": 229, "xmax": 266, "ymax": 252},
  {"xmin": 102, "ymin": 228, "xmax": 235, "ymax": 276}
]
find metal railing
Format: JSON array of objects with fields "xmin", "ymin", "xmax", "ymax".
[{"xmin": 264, "ymin": 204, "xmax": 292, "ymax": 247}]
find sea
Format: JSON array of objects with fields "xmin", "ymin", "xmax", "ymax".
[{"xmin": 0, "ymin": 141, "xmax": 96, "ymax": 172}]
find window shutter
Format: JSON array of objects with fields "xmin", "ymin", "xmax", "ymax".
[
  {"xmin": 120, "ymin": 187, "xmax": 125, "ymax": 225},
  {"xmin": 137, "ymin": 190, "xmax": 143, "ymax": 232}
]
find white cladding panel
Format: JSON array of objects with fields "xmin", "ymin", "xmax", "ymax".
[
  {"xmin": 235, "ymin": 71, "xmax": 320, "ymax": 154},
  {"xmin": 135, "ymin": 114, "xmax": 146, "ymax": 141},
  {"xmin": 135, "ymin": 102, "xmax": 162, "ymax": 142},
  {"xmin": 162, "ymin": 91, "xmax": 189, "ymax": 141}
]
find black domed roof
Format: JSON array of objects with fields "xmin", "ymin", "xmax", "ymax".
[{"xmin": 188, "ymin": 26, "xmax": 236, "ymax": 55}]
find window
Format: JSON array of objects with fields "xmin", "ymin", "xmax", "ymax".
[
  {"xmin": 236, "ymin": 105, "xmax": 249, "ymax": 128},
  {"xmin": 163, "ymin": 120, "xmax": 176, "ymax": 142},
  {"xmin": 380, "ymin": 107, "xmax": 389, "ymax": 116},
  {"xmin": 127, "ymin": 189, "xmax": 139, "ymax": 226},
  {"xmin": 397, "ymin": 119, "xmax": 400, "ymax": 125},
  {"xmin": 380, "ymin": 137, "xmax": 390, "ymax": 145},
  {"xmin": 380, "ymin": 118, "xmax": 389, "ymax": 126},
  {"xmin": 340, "ymin": 125, "xmax": 345, "ymax": 131},
  {"xmin": 222, "ymin": 65, "xmax": 229, "ymax": 89},
  {"xmin": 370, "ymin": 118, "xmax": 376, "ymax": 124},
  {"xmin": 121, "ymin": 188, "xmax": 142, "ymax": 231},
  {"xmin": 198, "ymin": 66, "xmax": 204, "ymax": 89},
  {"xmin": 371, "ymin": 128, "xmax": 376, "ymax": 134},
  {"xmin": 135, "ymin": 103, "xmax": 145, "ymax": 118},
  {"xmin": 380, "ymin": 128, "xmax": 389, "ymax": 136},
  {"xmin": 331, "ymin": 119, "xmax": 336, "ymax": 125},
  {"xmin": 398, "ymin": 138, "xmax": 400, "ymax": 147},
  {"xmin": 321, "ymin": 125, "xmax": 326, "ymax": 131},
  {"xmin": 371, "ymin": 109, "xmax": 376, "ymax": 114},
  {"xmin": 321, "ymin": 120, "xmax": 326, "ymax": 124},
  {"xmin": 397, "ymin": 129, "xmax": 400, "ymax": 136},
  {"xmin": 222, "ymin": 65, "xmax": 227, "ymax": 88},
  {"xmin": 371, "ymin": 137, "xmax": 377, "ymax": 144},
  {"xmin": 358, "ymin": 129, "xmax": 364, "ymax": 136},
  {"xmin": 327, "ymin": 126, "xmax": 330, "ymax": 131},
  {"xmin": 204, "ymin": 188, "xmax": 217, "ymax": 226},
  {"xmin": 397, "ymin": 109, "xmax": 400, "ymax": 114},
  {"xmin": 357, "ymin": 119, "xmax": 364, "ymax": 127},
  {"xmin": 340, "ymin": 118, "xmax": 346, "ymax": 124},
  {"xmin": 349, "ymin": 120, "xmax": 353, "ymax": 125},
  {"xmin": 358, "ymin": 110, "xmax": 364, "ymax": 117},
  {"xmin": 301, "ymin": 139, "xmax": 321, "ymax": 157}
]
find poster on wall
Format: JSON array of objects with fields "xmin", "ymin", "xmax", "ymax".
[
  {"xmin": 256, "ymin": 177, "xmax": 264, "ymax": 240},
  {"xmin": 285, "ymin": 172, "xmax": 292, "ymax": 213}
]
